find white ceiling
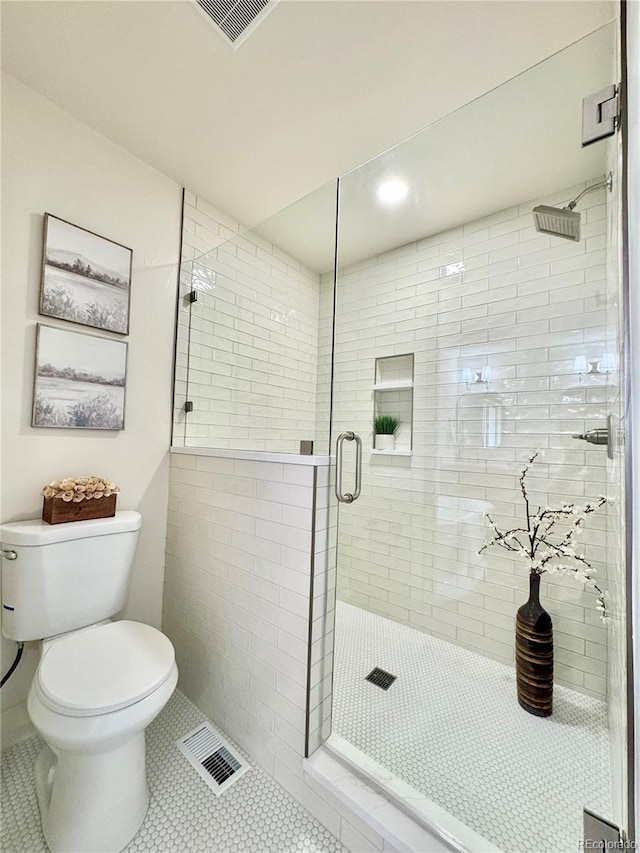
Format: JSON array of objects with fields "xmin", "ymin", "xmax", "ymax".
[
  {"xmin": 256, "ymin": 23, "xmax": 615, "ymax": 271},
  {"xmin": 1, "ymin": 0, "xmax": 616, "ymax": 236}
]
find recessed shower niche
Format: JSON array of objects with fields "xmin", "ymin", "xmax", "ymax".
[{"xmin": 372, "ymin": 353, "xmax": 414, "ymax": 455}]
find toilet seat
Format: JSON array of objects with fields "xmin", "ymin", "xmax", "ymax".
[{"xmin": 36, "ymin": 620, "xmax": 175, "ymax": 717}]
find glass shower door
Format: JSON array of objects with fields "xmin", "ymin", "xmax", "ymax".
[{"xmin": 329, "ymin": 21, "xmax": 630, "ymax": 853}]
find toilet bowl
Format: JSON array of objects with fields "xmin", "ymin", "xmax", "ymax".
[{"xmin": 27, "ymin": 620, "xmax": 178, "ymax": 853}]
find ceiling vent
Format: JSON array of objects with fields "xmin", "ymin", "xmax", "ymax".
[{"xmin": 194, "ymin": 0, "xmax": 278, "ymax": 49}]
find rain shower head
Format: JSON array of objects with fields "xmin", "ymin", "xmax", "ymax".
[
  {"xmin": 532, "ymin": 173, "xmax": 612, "ymax": 242},
  {"xmin": 532, "ymin": 205, "xmax": 581, "ymax": 241}
]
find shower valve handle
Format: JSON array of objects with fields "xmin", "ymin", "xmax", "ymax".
[{"xmin": 572, "ymin": 428, "xmax": 608, "ymax": 446}]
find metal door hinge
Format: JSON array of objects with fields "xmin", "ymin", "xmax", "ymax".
[
  {"xmin": 583, "ymin": 809, "xmax": 622, "ymax": 849},
  {"xmin": 188, "ymin": 290, "xmax": 199, "ymax": 303},
  {"xmin": 184, "ymin": 401, "xmax": 194, "ymax": 413},
  {"xmin": 583, "ymin": 85, "xmax": 619, "ymax": 146}
]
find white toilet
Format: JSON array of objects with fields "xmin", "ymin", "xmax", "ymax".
[{"xmin": 0, "ymin": 511, "xmax": 178, "ymax": 853}]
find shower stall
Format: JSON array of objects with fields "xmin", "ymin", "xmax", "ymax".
[{"xmin": 170, "ymin": 19, "xmax": 633, "ymax": 853}]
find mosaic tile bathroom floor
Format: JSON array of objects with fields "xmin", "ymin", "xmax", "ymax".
[
  {"xmin": 1, "ymin": 690, "xmax": 344, "ymax": 853},
  {"xmin": 333, "ymin": 601, "xmax": 612, "ymax": 853}
]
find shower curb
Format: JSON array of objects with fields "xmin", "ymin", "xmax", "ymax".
[{"xmin": 304, "ymin": 735, "xmax": 501, "ymax": 853}]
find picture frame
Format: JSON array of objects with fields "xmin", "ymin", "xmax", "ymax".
[
  {"xmin": 32, "ymin": 324, "xmax": 128, "ymax": 430},
  {"xmin": 39, "ymin": 213, "xmax": 132, "ymax": 335}
]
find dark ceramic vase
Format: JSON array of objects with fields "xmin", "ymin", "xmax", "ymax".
[{"xmin": 515, "ymin": 571, "xmax": 553, "ymax": 716}]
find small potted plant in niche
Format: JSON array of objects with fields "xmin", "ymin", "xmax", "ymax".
[
  {"xmin": 373, "ymin": 415, "xmax": 401, "ymax": 451},
  {"xmin": 478, "ymin": 451, "xmax": 606, "ymax": 717}
]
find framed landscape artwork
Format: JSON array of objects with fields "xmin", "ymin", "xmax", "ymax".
[
  {"xmin": 33, "ymin": 324, "xmax": 127, "ymax": 430},
  {"xmin": 40, "ymin": 214, "xmax": 132, "ymax": 335}
]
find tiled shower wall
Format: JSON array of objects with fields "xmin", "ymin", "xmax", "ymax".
[
  {"xmin": 171, "ymin": 179, "xmax": 619, "ymax": 705},
  {"xmin": 329, "ymin": 178, "xmax": 614, "ymax": 698},
  {"xmin": 163, "ymin": 453, "xmax": 378, "ymax": 851},
  {"xmin": 173, "ymin": 192, "xmax": 322, "ymax": 452}
]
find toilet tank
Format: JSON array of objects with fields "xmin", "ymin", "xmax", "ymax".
[{"xmin": 0, "ymin": 511, "xmax": 141, "ymax": 642}]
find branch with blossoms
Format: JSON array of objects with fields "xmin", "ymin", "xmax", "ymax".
[{"xmin": 478, "ymin": 451, "xmax": 608, "ymax": 619}]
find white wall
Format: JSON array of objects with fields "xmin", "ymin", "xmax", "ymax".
[
  {"xmin": 174, "ymin": 193, "xmax": 322, "ymax": 453},
  {"xmin": 329, "ymin": 179, "xmax": 614, "ymax": 699},
  {"xmin": 0, "ymin": 74, "xmax": 182, "ymax": 733}
]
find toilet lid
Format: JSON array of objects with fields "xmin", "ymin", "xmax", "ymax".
[{"xmin": 36, "ymin": 621, "xmax": 175, "ymax": 717}]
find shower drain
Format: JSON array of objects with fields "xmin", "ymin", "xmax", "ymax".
[{"xmin": 365, "ymin": 667, "xmax": 397, "ymax": 690}]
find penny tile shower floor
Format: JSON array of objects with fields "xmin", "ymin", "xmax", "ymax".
[
  {"xmin": 333, "ymin": 601, "xmax": 612, "ymax": 853},
  {"xmin": 1, "ymin": 691, "xmax": 344, "ymax": 853}
]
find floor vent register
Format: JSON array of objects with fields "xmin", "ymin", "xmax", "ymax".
[{"xmin": 176, "ymin": 722, "xmax": 249, "ymax": 795}]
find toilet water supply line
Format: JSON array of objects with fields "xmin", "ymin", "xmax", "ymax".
[
  {"xmin": 0, "ymin": 643, "xmax": 24, "ymax": 688},
  {"xmin": 1, "ymin": 543, "xmax": 25, "ymax": 686}
]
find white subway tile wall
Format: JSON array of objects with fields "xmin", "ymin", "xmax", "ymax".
[
  {"xmin": 171, "ymin": 179, "xmax": 620, "ymax": 733},
  {"xmin": 165, "ymin": 174, "xmax": 625, "ymax": 842},
  {"xmin": 163, "ymin": 454, "xmax": 376, "ymax": 850},
  {"xmin": 329, "ymin": 179, "xmax": 616, "ymax": 698},
  {"xmin": 174, "ymin": 191, "xmax": 323, "ymax": 452},
  {"xmin": 164, "ymin": 452, "xmax": 315, "ymax": 765}
]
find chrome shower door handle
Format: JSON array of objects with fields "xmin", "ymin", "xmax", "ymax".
[
  {"xmin": 335, "ymin": 431, "xmax": 363, "ymax": 503},
  {"xmin": 352, "ymin": 432, "xmax": 362, "ymax": 500}
]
